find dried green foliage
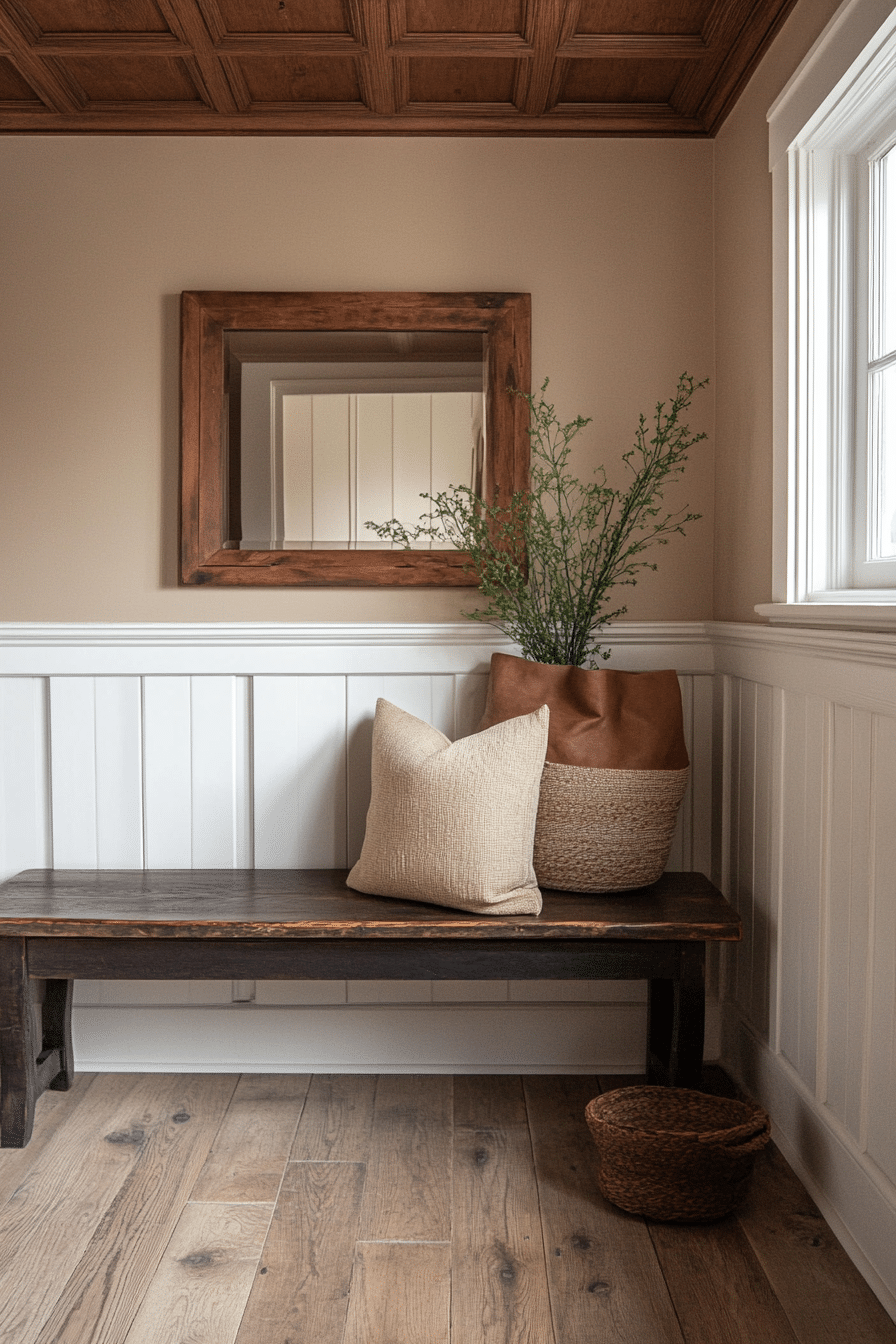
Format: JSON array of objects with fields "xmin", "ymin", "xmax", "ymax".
[{"xmin": 366, "ymin": 373, "xmax": 708, "ymax": 667}]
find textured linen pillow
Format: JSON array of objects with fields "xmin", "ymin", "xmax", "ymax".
[{"xmin": 347, "ymin": 698, "xmax": 549, "ymax": 915}]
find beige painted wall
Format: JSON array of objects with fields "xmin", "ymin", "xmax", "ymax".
[
  {"xmin": 0, "ymin": 136, "xmax": 713, "ymax": 624},
  {"xmin": 712, "ymin": 0, "xmax": 844, "ymax": 623}
]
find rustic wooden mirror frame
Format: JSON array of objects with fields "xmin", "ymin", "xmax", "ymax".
[{"xmin": 180, "ymin": 290, "xmax": 531, "ymax": 586}]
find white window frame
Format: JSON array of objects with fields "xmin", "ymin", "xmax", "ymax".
[{"xmin": 758, "ymin": 0, "xmax": 896, "ymax": 630}]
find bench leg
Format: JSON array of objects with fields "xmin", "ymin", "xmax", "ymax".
[
  {"xmin": 0, "ymin": 939, "xmax": 72, "ymax": 1147},
  {"xmin": 647, "ymin": 942, "xmax": 705, "ymax": 1089},
  {"xmin": 0, "ymin": 936, "xmax": 39, "ymax": 1147},
  {"xmin": 42, "ymin": 978, "xmax": 75, "ymax": 1092}
]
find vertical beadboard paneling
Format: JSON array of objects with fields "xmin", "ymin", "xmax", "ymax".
[
  {"xmin": 0, "ymin": 677, "xmax": 50, "ymax": 881},
  {"xmin": 867, "ymin": 713, "xmax": 896, "ymax": 1184},
  {"xmin": 48, "ymin": 678, "xmax": 98, "ymax": 867},
  {"xmin": 750, "ymin": 681, "xmax": 774, "ymax": 1038},
  {"xmin": 356, "ymin": 394, "xmax": 394, "ymax": 542},
  {"xmin": 733, "ymin": 678, "xmax": 756, "ymax": 1023},
  {"xmin": 94, "ymin": 678, "xmax": 144, "ymax": 867},
  {"xmin": 825, "ymin": 705, "xmax": 874, "ymax": 1140},
  {"xmin": 312, "ymin": 396, "xmax": 351, "ymax": 543},
  {"xmin": 50, "ymin": 677, "xmax": 145, "ymax": 868},
  {"xmin": 189, "ymin": 677, "xmax": 253, "ymax": 867},
  {"xmin": 253, "ymin": 675, "xmax": 347, "ymax": 867},
  {"xmin": 392, "ymin": 394, "xmax": 433, "ymax": 547},
  {"xmin": 281, "ymin": 394, "xmax": 313, "ymax": 546},
  {"xmin": 143, "ymin": 676, "xmax": 193, "ymax": 866},
  {"xmin": 778, "ymin": 691, "xmax": 827, "ymax": 1091}
]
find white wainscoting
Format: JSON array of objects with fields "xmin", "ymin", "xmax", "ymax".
[
  {"xmin": 712, "ymin": 621, "xmax": 896, "ymax": 1321},
  {"xmin": 0, "ymin": 621, "xmax": 714, "ymax": 1076}
]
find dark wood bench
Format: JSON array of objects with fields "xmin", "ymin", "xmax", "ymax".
[{"xmin": 0, "ymin": 868, "xmax": 741, "ymax": 1148}]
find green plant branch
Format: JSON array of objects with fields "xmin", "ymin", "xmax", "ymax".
[{"xmin": 366, "ymin": 373, "xmax": 707, "ymax": 667}]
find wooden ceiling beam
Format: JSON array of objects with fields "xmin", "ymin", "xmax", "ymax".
[
  {"xmin": 558, "ymin": 34, "xmax": 708, "ymax": 59},
  {"xmin": 351, "ymin": 0, "xmax": 397, "ymax": 116},
  {"xmin": 156, "ymin": 0, "xmax": 239, "ymax": 114},
  {"xmin": 23, "ymin": 36, "xmax": 191, "ymax": 55},
  {"xmin": 518, "ymin": 0, "xmax": 576, "ymax": 116},
  {"xmin": 389, "ymin": 35, "xmax": 532, "ymax": 56},
  {"xmin": 213, "ymin": 35, "xmax": 365, "ymax": 54},
  {"xmin": 0, "ymin": 7, "xmax": 85, "ymax": 113}
]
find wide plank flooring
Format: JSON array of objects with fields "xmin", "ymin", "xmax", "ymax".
[{"xmin": 0, "ymin": 1071, "xmax": 893, "ymax": 1344}]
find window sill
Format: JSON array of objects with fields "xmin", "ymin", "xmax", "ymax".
[{"xmin": 755, "ymin": 601, "xmax": 896, "ymax": 632}]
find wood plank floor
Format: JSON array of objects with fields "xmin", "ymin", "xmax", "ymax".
[{"xmin": 0, "ymin": 1071, "xmax": 893, "ymax": 1344}]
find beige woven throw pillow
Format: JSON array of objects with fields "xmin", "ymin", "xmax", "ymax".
[{"xmin": 347, "ymin": 698, "xmax": 549, "ymax": 915}]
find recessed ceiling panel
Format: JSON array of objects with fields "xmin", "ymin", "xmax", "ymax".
[
  {"xmin": 560, "ymin": 59, "xmax": 686, "ymax": 104},
  {"xmin": 213, "ymin": 0, "xmax": 351, "ymax": 35},
  {"xmin": 238, "ymin": 55, "xmax": 361, "ymax": 102},
  {"xmin": 403, "ymin": 0, "xmax": 524, "ymax": 34},
  {"xmin": 22, "ymin": 0, "xmax": 171, "ymax": 33},
  {"xmin": 61, "ymin": 56, "xmax": 203, "ymax": 101},
  {"xmin": 407, "ymin": 57, "xmax": 518, "ymax": 104},
  {"xmin": 0, "ymin": 57, "xmax": 42, "ymax": 100},
  {"xmin": 575, "ymin": 0, "xmax": 713, "ymax": 35}
]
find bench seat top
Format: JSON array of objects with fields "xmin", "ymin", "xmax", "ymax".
[{"xmin": 0, "ymin": 869, "xmax": 741, "ymax": 942}]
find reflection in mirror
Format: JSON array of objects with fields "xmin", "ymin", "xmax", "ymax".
[
  {"xmin": 225, "ymin": 330, "xmax": 485, "ymax": 551},
  {"xmin": 180, "ymin": 291, "xmax": 531, "ymax": 586}
]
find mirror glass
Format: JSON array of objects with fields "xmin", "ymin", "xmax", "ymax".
[
  {"xmin": 180, "ymin": 291, "xmax": 530, "ymax": 587},
  {"xmin": 225, "ymin": 329, "xmax": 485, "ymax": 551}
]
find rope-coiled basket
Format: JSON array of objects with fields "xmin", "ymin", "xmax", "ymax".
[
  {"xmin": 585, "ymin": 1086, "xmax": 771, "ymax": 1222},
  {"xmin": 533, "ymin": 764, "xmax": 690, "ymax": 892}
]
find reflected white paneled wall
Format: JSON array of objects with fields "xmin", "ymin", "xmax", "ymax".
[
  {"xmin": 714, "ymin": 624, "xmax": 896, "ymax": 1320},
  {"xmin": 274, "ymin": 391, "xmax": 480, "ymax": 549},
  {"xmin": 0, "ymin": 621, "xmax": 713, "ymax": 1076}
]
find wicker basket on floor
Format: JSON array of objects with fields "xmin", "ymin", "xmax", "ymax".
[{"xmin": 585, "ymin": 1086, "xmax": 771, "ymax": 1222}]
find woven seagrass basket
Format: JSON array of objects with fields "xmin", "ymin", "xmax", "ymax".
[
  {"xmin": 585, "ymin": 1086, "xmax": 771, "ymax": 1222},
  {"xmin": 533, "ymin": 763, "xmax": 690, "ymax": 892}
]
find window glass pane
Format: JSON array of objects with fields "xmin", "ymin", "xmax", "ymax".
[
  {"xmin": 872, "ymin": 362, "xmax": 896, "ymax": 559},
  {"xmin": 880, "ymin": 145, "xmax": 896, "ymax": 357}
]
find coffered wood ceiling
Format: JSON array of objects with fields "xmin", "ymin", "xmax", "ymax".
[{"xmin": 0, "ymin": 0, "xmax": 798, "ymax": 136}]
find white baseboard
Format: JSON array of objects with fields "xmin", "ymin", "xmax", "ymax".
[
  {"xmin": 724, "ymin": 1010, "xmax": 896, "ymax": 1325},
  {"xmin": 72, "ymin": 1002, "xmax": 651, "ymax": 1075}
]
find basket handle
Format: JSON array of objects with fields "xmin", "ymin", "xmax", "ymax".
[{"xmin": 697, "ymin": 1115, "xmax": 770, "ymax": 1153}]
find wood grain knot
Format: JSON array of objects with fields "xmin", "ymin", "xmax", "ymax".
[
  {"xmin": 105, "ymin": 1126, "xmax": 145, "ymax": 1145},
  {"xmin": 179, "ymin": 1250, "xmax": 219, "ymax": 1269}
]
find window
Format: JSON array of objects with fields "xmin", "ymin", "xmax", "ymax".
[
  {"xmin": 760, "ymin": 0, "xmax": 896, "ymax": 626},
  {"xmin": 860, "ymin": 138, "xmax": 896, "ymax": 577}
]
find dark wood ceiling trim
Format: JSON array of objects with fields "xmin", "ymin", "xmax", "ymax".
[
  {"xmin": 28, "ymin": 36, "xmax": 192, "ymax": 55},
  {"xmin": 389, "ymin": 35, "xmax": 533, "ymax": 56},
  {"xmin": 698, "ymin": 0, "xmax": 799, "ymax": 132},
  {"xmin": 0, "ymin": 10, "xmax": 86, "ymax": 113},
  {"xmin": 213, "ymin": 35, "xmax": 366, "ymax": 54},
  {"xmin": 351, "ymin": 0, "xmax": 396, "ymax": 115},
  {"xmin": 392, "ymin": 53, "xmax": 410, "ymax": 111},
  {"xmin": 156, "ymin": 0, "xmax": 239, "ymax": 114},
  {"xmin": 0, "ymin": 106, "xmax": 709, "ymax": 135},
  {"xmin": 558, "ymin": 34, "xmax": 708, "ymax": 59},
  {"xmin": 518, "ymin": 0, "xmax": 571, "ymax": 115},
  {"xmin": 218, "ymin": 55, "xmax": 251, "ymax": 112},
  {"xmin": 191, "ymin": 0, "xmax": 227, "ymax": 46}
]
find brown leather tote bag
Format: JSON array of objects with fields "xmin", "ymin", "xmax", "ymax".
[{"xmin": 478, "ymin": 652, "xmax": 689, "ymax": 892}]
